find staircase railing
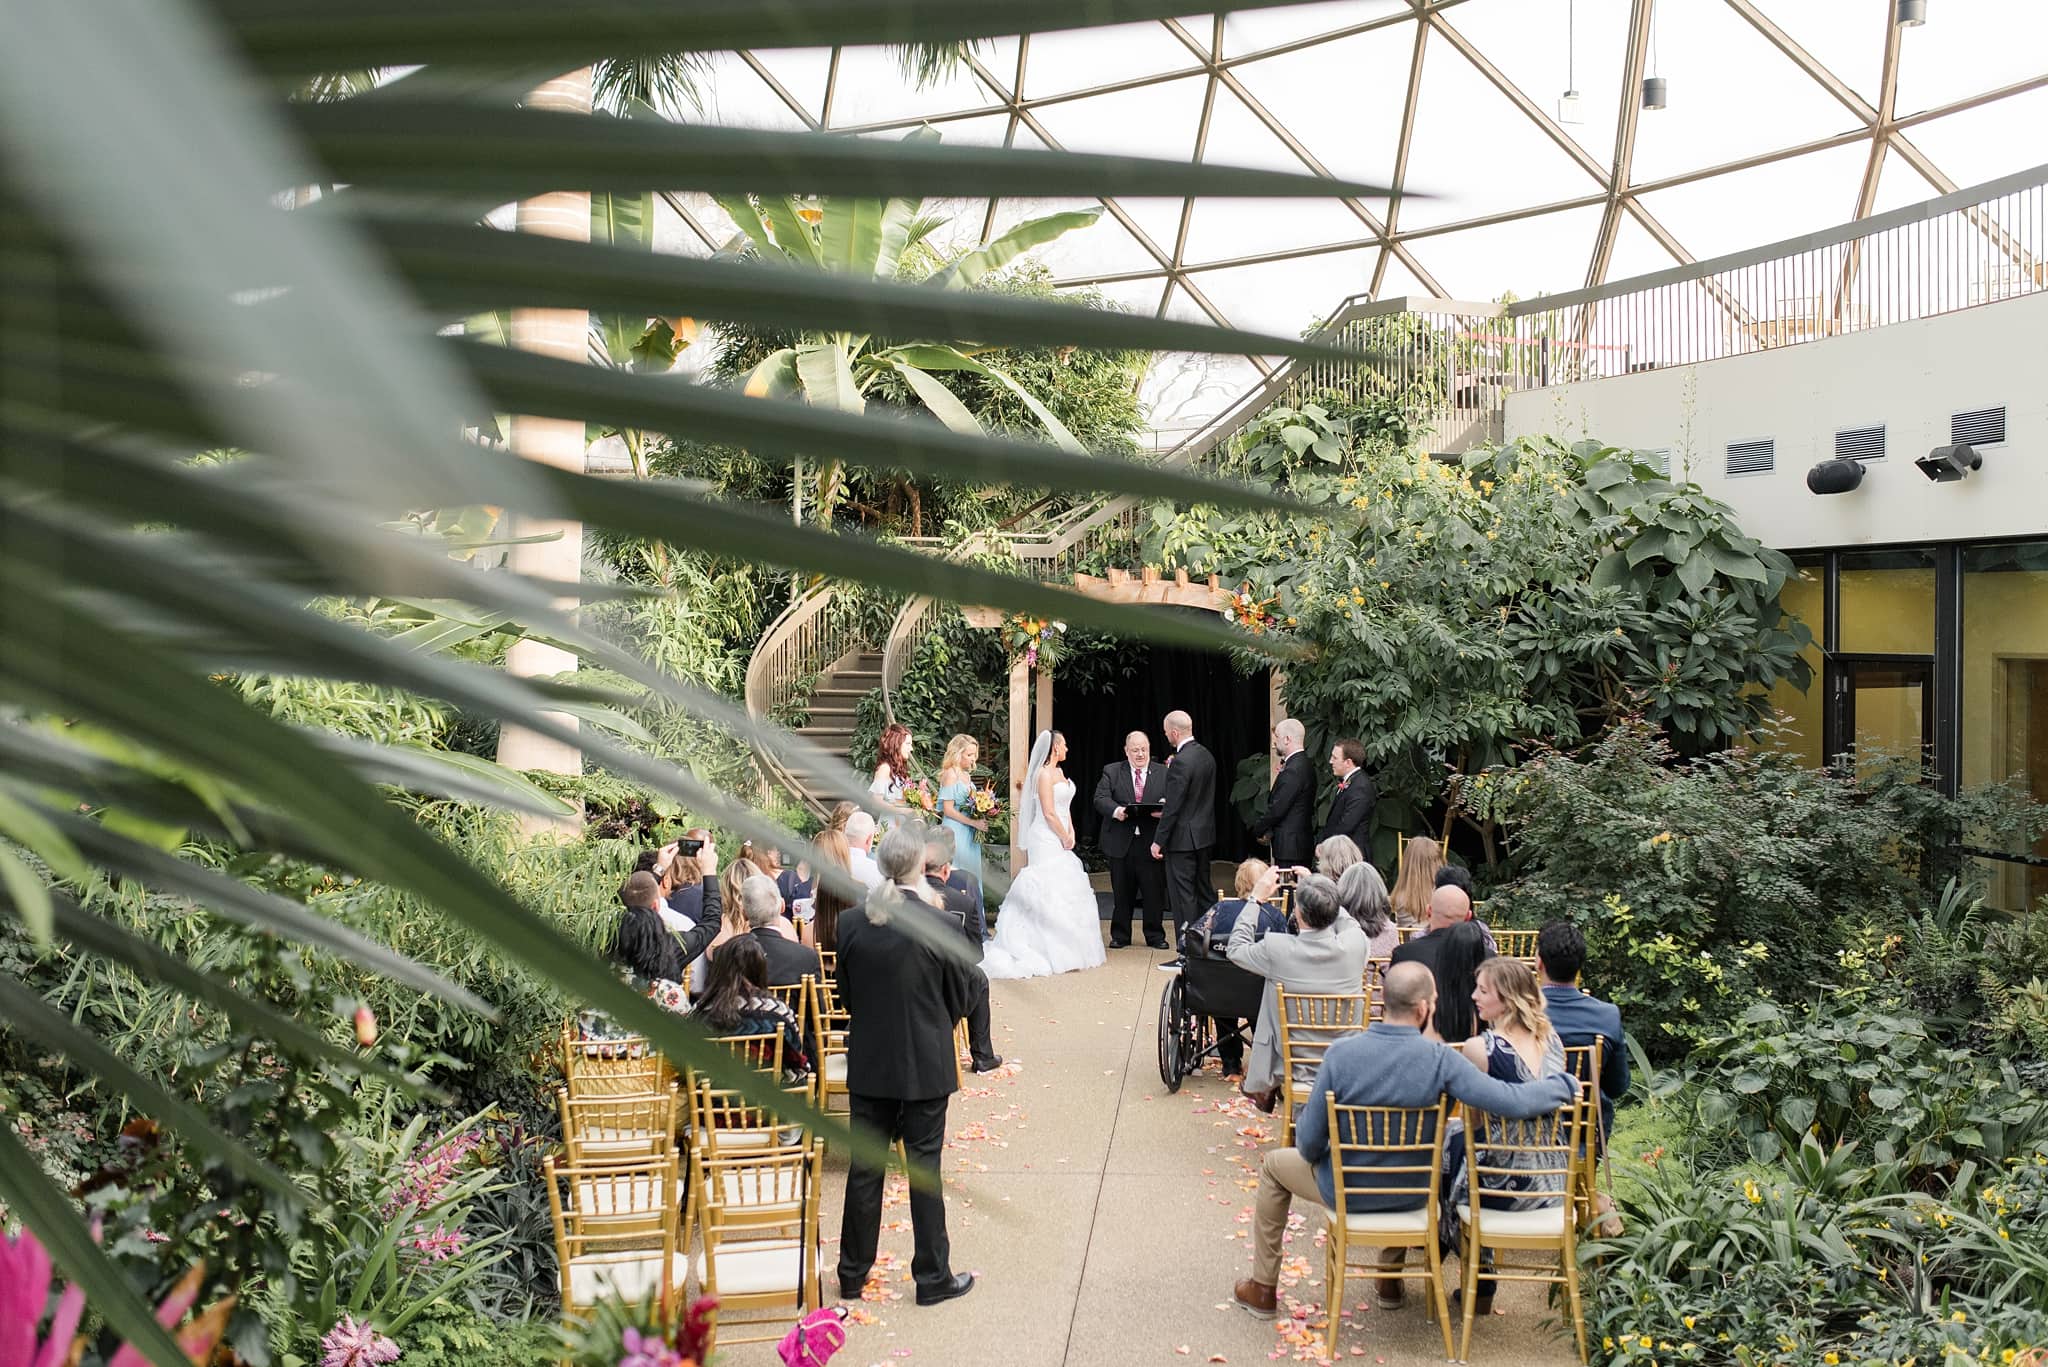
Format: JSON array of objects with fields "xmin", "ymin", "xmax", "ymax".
[{"xmin": 744, "ymin": 580, "xmax": 868, "ymax": 812}]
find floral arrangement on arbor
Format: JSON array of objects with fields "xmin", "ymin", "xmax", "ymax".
[
  {"xmin": 1226, "ymin": 586, "xmax": 1288, "ymax": 636},
  {"xmin": 1002, "ymin": 614, "xmax": 1066, "ymax": 670}
]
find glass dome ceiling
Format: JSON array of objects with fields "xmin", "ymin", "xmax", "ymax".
[{"xmin": 653, "ymin": 0, "xmax": 2048, "ymax": 436}]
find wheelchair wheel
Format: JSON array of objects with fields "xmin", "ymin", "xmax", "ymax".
[{"xmin": 1158, "ymin": 973, "xmax": 1186, "ymax": 1091}]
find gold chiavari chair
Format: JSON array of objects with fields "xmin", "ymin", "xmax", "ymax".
[
  {"xmin": 1323, "ymin": 1099, "xmax": 1454, "ymax": 1360},
  {"xmin": 817, "ymin": 948, "xmax": 836, "ymax": 978},
  {"xmin": 1457, "ymin": 1096, "xmax": 1588, "ymax": 1364},
  {"xmin": 545, "ymin": 1151, "xmax": 685, "ymax": 1323},
  {"xmin": 766, "ymin": 977, "xmax": 817, "ymax": 1102},
  {"xmin": 682, "ymin": 1033, "xmax": 806, "ymax": 1256},
  {"xmin": 808, "ymin": 976, "xmax": 851, "ymax": 1114},
  {"xmin": 1274, "ymin": 987, "xmax": 1371, "ymax": 1147},
  {"xmin": 557, "ymin": 1084, "xmax": 680, "ymax": 1166},
  {"xmin": 1492, "ymin": 927, "xmax": 1540, "ymax": 970},
  {"xmin": 695, "ymin": 1142, "xmax": 826, "ymax": 1353},
  {"xmin": 1362, "ymin": 957, "xmax": 1393, "ymax": 1022},
  {"xmin": 562, "ymin": 1024, "xmax": 676, "ymax": 1100},
  {"xmin": 1394, "ymin": 923, "xmax": 1423, "ymax": 945},
  {"xmin": 1560, "ymin": 1040, "xmax": 1607, "ymax": 1232}
]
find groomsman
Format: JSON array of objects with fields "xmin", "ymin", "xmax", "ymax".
[
  {"xmin": 1151, "ymin": 709, "xmax": 1217, "ymax": 963},
  {"xmin": 1317, "ymin": 737, "xmax": 1376, "ymax": 855},
  {"xmin": 1093, "ymin": 731, "xmax": 1171, "ymax": 949},
  {"xmin": 1249, "ymin": 718, "xmax": 1314, "ymax": 868}
]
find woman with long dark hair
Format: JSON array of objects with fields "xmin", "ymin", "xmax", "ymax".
[
  {"xmin": 691, "ymin": 937, "xmax": 810, "ymax": 1077},
  {"xmin": 870, "ymin": 722, "xmax": 915, "ymax": 820},
  {"xmin": 1429, "ymin": 920, "xmax": 1493, "ymax": 1044}
]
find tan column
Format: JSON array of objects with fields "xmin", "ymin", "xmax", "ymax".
[
  {"xmin": 1008, "ymin": 657, "xmax": 1030, "ymax": 871},
  {"xmin": 1034, "ymin": 667, "xmax": 1053, "ymax": 741},
  {"xmin": 497, "ymin": 68, "xmax": 593, "ymax": 834},
  {"xmin": 1269, "ymin": 670, "xmax": 1288, "ymax": 780}
]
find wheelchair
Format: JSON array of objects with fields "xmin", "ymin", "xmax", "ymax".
[{"xmin": 1156, "ymin": 951, "xmax": 1268, "ymax": 1093}]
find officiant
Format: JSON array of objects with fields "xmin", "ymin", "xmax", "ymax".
[{"xmin": 1092, "ymin": 731, "xmax": 1171, "ymax": 950}]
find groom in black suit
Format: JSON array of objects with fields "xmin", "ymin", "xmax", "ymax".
[
  {"xmin": 1150, "ymin": 709, "xmax": 1217, "ymax": 960},
  {"xmin": 1093, "ymin": 730, "xmax": 1171, "ymax": 949},
  {"xmin": 1248, "ymin": 717, "xmax": 1315, "ymax": 868}
]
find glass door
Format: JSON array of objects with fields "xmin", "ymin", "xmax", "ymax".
[{"xmin": 1826, "ymin": 656, "xmax": 1935, "ymax": 777}]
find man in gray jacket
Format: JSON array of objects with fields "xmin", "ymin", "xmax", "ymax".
[
  {"xmin": 1227, "ymin": 873, "xmax": 1366, "ymax": 1110},
  {"xmin": 1231, "ymin": 961, "xmax": 1578, "ymax": 1318}
]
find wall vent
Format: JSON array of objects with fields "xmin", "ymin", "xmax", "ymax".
[
  {"xmin": 1952, "ymin": 407, "xmax": 2006, "ymax": 447},
  {"xmin": 1835, "ymin": 425, "xmax": 1886, "ymax": 461},
  {"xmin": 1725, "ymin": 439, "xmax": 1775, "ymax": 477}
]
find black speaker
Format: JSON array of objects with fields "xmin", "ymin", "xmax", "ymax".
[{"xmin": 1805, "ymin": 457, "xmax": 1866, "ymax": 495}]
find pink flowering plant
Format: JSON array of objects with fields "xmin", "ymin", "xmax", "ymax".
[
  {"xmin": 305, "ymin": 1110, "xmax": 512, "ymax": 1350},
  {"xmin": 559, "ymin": 1289, "xmax": 718, "ymax": 1367}
]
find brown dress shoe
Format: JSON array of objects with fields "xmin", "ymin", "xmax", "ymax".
[{"xmin": 1233, "ymin": 1278, "xmax": 1278, "ymax": 1320}]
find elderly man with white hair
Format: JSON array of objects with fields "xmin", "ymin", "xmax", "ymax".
[
  {"xmin": 1249, "ymin": 717, "xmax": 1314, "ymax": 868},
  {"xmin": 844, "ymin": 809, "xmax": 883, "ymax": 890},
  {"xmin": 742, "ymin": 872, "xmax": 822, "ymax": 987}
]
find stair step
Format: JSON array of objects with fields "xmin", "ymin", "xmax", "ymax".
[
  {"xmin": 813, "ymin": 687, "xmax": 874, "ymax": 704},
  {"xmin": 806, "ymin": 706, "xmax": 859, "ymax": 720}
]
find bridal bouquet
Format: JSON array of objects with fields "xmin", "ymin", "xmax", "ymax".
[{"xmin": 902, "ymin": 778, "xmax": 938, "ymax": 816}]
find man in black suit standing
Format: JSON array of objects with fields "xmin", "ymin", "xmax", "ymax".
[
  {"xmin": 924, "ymin": 833, "xmax": 1002, "ymax": 1073},
  {"xmin": 836, "ymin": 824, "xmax": 979, "ymax": 1308},
  {"xmin": 1317, "ymin": 736, "xmax": 1376, "ymax": 857},
  {"xmin": 1093, "ymin": 730, "xmax": 1172, "ymax": 950},
  {"xmin": 1249, "ymin": 718, "xmax": 1315, "ymax": 868},
  {"xmin": 1151, "ymin": 709, "xmax": 1218, "ymax": 963}
]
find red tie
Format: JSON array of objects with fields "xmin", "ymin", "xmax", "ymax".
[{"xmin": 1133, "ymin": 767, "xmax": 1145, "ymax": 801}]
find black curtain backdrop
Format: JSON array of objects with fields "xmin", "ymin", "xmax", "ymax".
[{"xmin": 1057, "ymin": 641, "xmax": 1271, "ymax": 864}]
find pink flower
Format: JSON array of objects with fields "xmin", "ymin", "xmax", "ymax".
[
  {"xmin": 619, "ymin": 1327, "xmax": 683, "ymax": 1367},
  {"xmin": 0, "ymin": 1227, "xmax": 84, "ymax": 1367},
  {"xmin": 321, "ymin": 1314, "xmax": 401, "ymax": 1367}
]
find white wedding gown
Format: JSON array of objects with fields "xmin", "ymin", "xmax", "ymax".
[{"xmin": 982, "ymin": 779, "xmax": 1107, "ymax": 980}]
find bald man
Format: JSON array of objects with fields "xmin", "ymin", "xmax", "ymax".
[
  {"xmin": 1249, "ymin": 718, "xmax": 1314, "ymax": 867},
  {"xmin": 1093, "ymin": 730, "xmax": 1171, "ymax": 949},
  {"xmin": 1152, "ymin": 710, "xmax": 1219, "ymax": 960}
]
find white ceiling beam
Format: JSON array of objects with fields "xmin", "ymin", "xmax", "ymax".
[{"xmin": 1373, "ymin": 16, "xmax": 1432, "ymax": 297}]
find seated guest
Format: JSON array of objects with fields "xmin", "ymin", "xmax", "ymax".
[
  {"xmin": 1389, "ymin": 836, "xmax": 1444, "ymax": 927},
  {"xmin": 1226, "ymin": 874, "xmax": 1366, "ymax": 1113},
  {"xmin": 923, "ymin": 835, "xmax": 1002, "ymax": 1073},
  {"xmin": 743, "ymin": 874, "xmax": 822, "ymax": 987},
  {"xmin": 1428, "ymin": 863, "xmax": 1497, "ymax": 954},
  {"xmin": 808, "ymin": 828, "xmax": 856, "ymax": 955},
  {"xmin": 609, "ymin": 854, "xmax": 722, "ymax": 998},
  {"xmin": 1392, "ymin": 884, "xmax": 1493, "ymax": 981},
  {"xmin": 1334, "ymin": 861, "xmax": 1398, "ymax": 959},
  {"xmin": 691, "ymin": 936, "xmax": 810, "ymax": 1079},
  {"xmin": 1536, "ymin": 920, "xmax": 1628, "ymax": 1135},
  {"xmin": 1182, "ymin": 859, "xmax": 1292, "ymax": 1079},
  {"xmin": 845, "ymin": 810, "xmax": 883, "ymax": 891},
  {"xmin": 1312, "ymin": 835, "xmax": 1365, "ymax": 882},
  {"xmin": 689, "ymin": 879, "xmax": 752, "ymax": 996},
  {"xmin": 1232, "ymin": 961, "xmax": 1577, "ymax": 1319},
  {"xmin": 1422, "ymin": 919, "xmax": 1492, "ymax": 1045},
  {"xmin": 655, "ymin": 831, "xmax": 713, "ymax": 930}
]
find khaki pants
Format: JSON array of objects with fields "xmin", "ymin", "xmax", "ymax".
[{"xmin": 1251, "ymin": 1147, "xmax": 1326, "ymax": 1284}]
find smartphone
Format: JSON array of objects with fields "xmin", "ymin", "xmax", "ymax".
[{"xmin": 677, "ymin": 836, "xmax": 705, "ymax": 857}]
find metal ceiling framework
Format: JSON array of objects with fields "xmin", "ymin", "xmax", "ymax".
[{"xmin": 657, "ymin": 1, "xmax": 2044, "ymax": 365}]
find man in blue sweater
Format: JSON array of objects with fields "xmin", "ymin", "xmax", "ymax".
[
  {"xmin": 1232, "ymin": 961, "xmax": 1579, "ymax": 1318},
  {"xmin": 1536, "ymin": 920, "xmax": 1628, "ymax": 1134}
]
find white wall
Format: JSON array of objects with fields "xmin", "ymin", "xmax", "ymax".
[{"xmin": 1502, "ymin": 292, "xmax": 2048, "ymax": 551}]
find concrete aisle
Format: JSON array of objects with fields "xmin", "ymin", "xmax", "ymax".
[{"xmin": 718, "ymin": 949, "xmax": 1581, "ymax": 1367}]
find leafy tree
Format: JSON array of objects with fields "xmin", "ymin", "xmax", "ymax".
[{"xmin": 1140, "ymin": 417, "xmax": 1814, "ymax": 863}]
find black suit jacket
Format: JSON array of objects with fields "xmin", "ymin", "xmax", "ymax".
[
  {"xmin": 836, "ymin": 892, "xmax": 978, "ymax": 1100},
  {"xmin": 1318, "ymin": 769, "xmax": 1376, "ymax": 853},
  {"xmin": 925, "ymin": 873, "xmax": 986, "ymax": 958},
  {"xmin": 750, "ymin": 925, "xmax": 822, "ymax": 988},
  {"xmin": 1093, "ymin": 760, "xmax": 1169, "ymax": 859},
  {"xmin": 1250, "ymin": 751, "xmax": 1315, "ymax": 866},
  {"xmin": 1155, "ymin": 740, "xmax": 1218, "ymax": 852}
]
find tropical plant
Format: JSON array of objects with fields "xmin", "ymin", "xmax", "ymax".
[
  {"xmin": 0, "ymin": 2, "xmax": 1390, "ymax": 1359},
  {"xmin": 720, "ymin": 139, "xmax": 1111, "ymax": 518}
]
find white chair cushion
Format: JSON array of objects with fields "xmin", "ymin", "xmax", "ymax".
[
  {"xmin": 567, "ymin": 1250, "xmax": 686, "ymax": 1306},
  {"xmin": 697, "ymin": 1240, "xmax": 813, "ymax": 1296},
  {"xmin": 1472, "ymin": 1204, "xmax": 1569, "ymax": 1238},
  {"xmin": 1339, "ymin": 1207, "xmax": 1433, "ymax": 1236},
  {"xmin": 823, "ymin": 1056, "xmax": 847, "ymax": 1084}
]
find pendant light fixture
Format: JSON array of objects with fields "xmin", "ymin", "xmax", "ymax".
[
  {"xmin": 1897, "ymin": 0, "xmax": 1927, "ymax": 26},
  {"xmin": 1641, "ymin": 2, "xmax": 1667, "ymax": 110},
  {"xmin": 1558, "ymin": 0, "xmax": 1584, "ymax": 124}
]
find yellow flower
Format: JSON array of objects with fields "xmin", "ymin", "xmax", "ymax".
[
  {"xmin": 1603, "ymin": 1339, "xmax": 1615, "ymax": 1353},
  {"xmin": 1999, "ymin": 1227, "xmax": 2010, "ymax": 1239},
  {"xmin": 1485, "ymin": 530, "xmax": 1498, "ymax": 540},
  {"xmin": 1951, "ymin": 1309, "xmax": 1967, "ymax": 1323},
  {"xmin": 1380, "ymin": 581, "xmax": 1390, "ymax": 591},
  {"xmin": 1651, "ymin": 831, "xmax": 1674, "ymax": 845},
  {"xmin": 1743, "ymin": 1178, "xmax": 1762, "ymax": 1204},
  {"xmin": 1825, "ymin": 1355, "xmax": 1840, "ymax": 1365},
  {"xmin": 1640, "ymin": 1337, "xmax": 1653, "ymax": 1349},
  {"xmin": 1682, "ymin": 1317, "xmax": 1695, "ymax": 1330}
]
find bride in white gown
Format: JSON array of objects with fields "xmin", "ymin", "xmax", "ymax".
[{"xmin": 982, "ymin": 731, "xmax": 1108, "ymax": 980}]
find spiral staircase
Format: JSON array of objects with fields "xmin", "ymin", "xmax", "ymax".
[{"xmin": 743, "ymin": 294, "xmax": 1510, "ymax": 817}]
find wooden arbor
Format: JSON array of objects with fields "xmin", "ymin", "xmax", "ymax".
[{"xmin": 965, "ymin": 568, "xmax": 1286, "ymax": 870}]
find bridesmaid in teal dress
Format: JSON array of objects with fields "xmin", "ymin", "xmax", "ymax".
[{"xmin": 936, "ymin": 733, "xmax": 989, "ymax": 921}]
